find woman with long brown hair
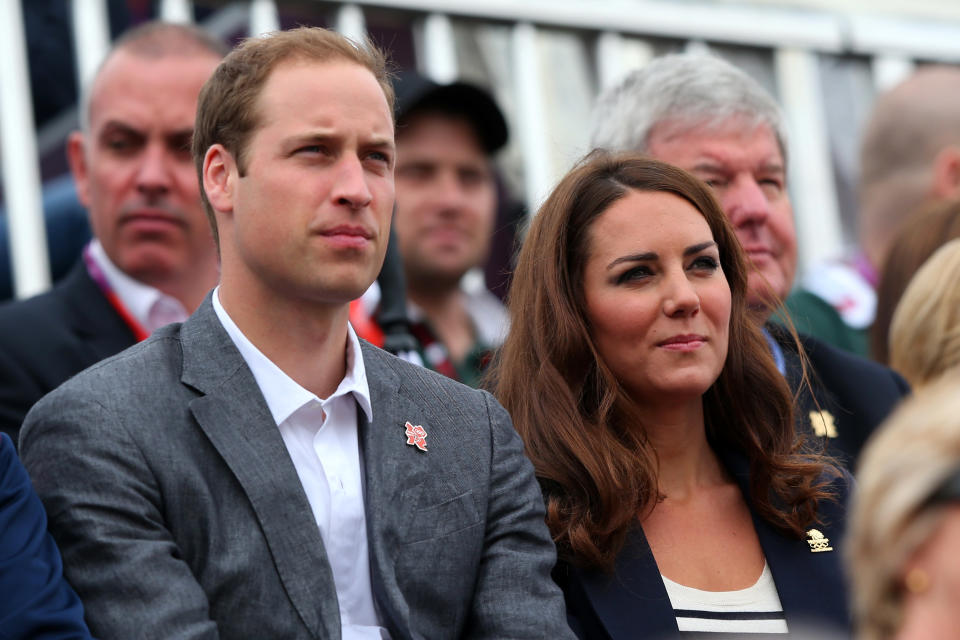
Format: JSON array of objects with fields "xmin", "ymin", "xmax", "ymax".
[{"xmin": 489, "ymin": 152, "xmax": 849, "ymax": 637}]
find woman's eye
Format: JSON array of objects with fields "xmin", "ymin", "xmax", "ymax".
[
  {"xmin": 616, "ymin": 266, "xmax": 652, "ymax": 284},
  {"xmin": 690, "ymin": 256, "xmax": 720, "ymax": 271}
]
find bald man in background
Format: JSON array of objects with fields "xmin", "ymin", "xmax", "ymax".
[
  {"xmin": 786, "ymin": 66, "xmax": 960, "ymax": 358},
  {"xmin": 0, "ymin": 22, "xmax": 225, "ymax": 446}
]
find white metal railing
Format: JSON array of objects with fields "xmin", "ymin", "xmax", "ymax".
[
  {"xmin": 2, "ymin": 0, "xmax": 960, "ymax": 298},
  {"xmin": 0, "ymin": 0, "xmax": 50, "ymax": 297}
]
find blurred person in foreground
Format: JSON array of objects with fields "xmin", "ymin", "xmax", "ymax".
[
  {"xmin": 490, "ymin": 152, "xmax": 851, "ymax": 638},
  {"xmin": 872, "ymin": 198, "xmax": 960, "ymax": 366},
  {"xmin": 887, "ymin": 237, "xmax": 960, "ymax": 389},
  {"xmin": 849, "ymin": 374, "xmax": 960, "ymax": 639},
  {"xmin": 787, "ymin": 66, "xmax": 960, "ymax": 357},
  {"xmin": 590, "ymin": 53, "xmax": 908, "ymax": 466},
  {"xmin": 0, "ymin": 21, "xmax": 225, "ymax": 446},
  {"xmin": 353, "ymin": 71, "xmax": 509, "ymax": 387},
  {"xmin": 0, "ymin": 434, "xmax": 93, "ymax": 639},
  {"xmin": 20, "ymin": 26, "xmax": 572, "ymax": 639}
]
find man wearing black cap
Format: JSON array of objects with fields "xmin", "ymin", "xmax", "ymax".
[{"xmin": 386, "ymin": 71, "xmax": 510, "ymax": 387}]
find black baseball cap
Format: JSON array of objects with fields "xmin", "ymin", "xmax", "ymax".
[{"xmin": 393, "ymin": 70, "xmax": 509, "ymax": 154}]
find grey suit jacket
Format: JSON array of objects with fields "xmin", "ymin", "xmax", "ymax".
[{"xmin": 20, "ymin": 298, "xmax": 573, "ymax": 640}]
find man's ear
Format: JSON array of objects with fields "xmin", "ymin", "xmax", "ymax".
[
  {"xmin": 66, "ymin": 131, "xmax": 91, "ymax": 208},
  {"xmin": 931, "ymin": 146, "xmax": 960, "ymax": 199},
  {"xmin": 202, "ymin": 144, "xmax": 237, "ymax": 215}
]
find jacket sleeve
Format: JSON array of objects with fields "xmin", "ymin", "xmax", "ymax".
[
  {"xmin": 0, "ymin": 433, "xmax": 93, "ymax": 640},
  {"xmin": 464, "ymin": 391, "xmax": 576, "ymax": 639},
  {"xmin": 19, "ymin": 390, "xmax": 219, "ymax": 640}
]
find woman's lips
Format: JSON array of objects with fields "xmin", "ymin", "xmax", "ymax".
[{"xmin": 658, "ymin": 334, "xmax": 707, "ymax": 351}]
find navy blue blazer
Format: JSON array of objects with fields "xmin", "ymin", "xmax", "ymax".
[
  {"xmin": 0, "ymin": 433, "xmax": 93, "ymax": 638},
  {"xmin": 554, "ymin": 452, "xmax": 852, "ymax": 639},
  {"xmin": 774, "ymin": 326, "xmax": 909, "ymax": 467}
]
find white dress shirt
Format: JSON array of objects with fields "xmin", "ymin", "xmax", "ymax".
[
  {"xmin": 212, "ymin": 289, "xmax": 388, "ymax": 639},
  {"xmin": 87, "ymin": 239, "xmax": 189, "ymax": 332}
]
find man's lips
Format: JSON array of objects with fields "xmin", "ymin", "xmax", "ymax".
[
  {"xmin": 657, "ymin": 334, "xmax": 707, "ymax": 351},
  {"xmin": 316, "ymin": 225, "xmax": 374, "ymax": 249},
  {"xmin": 744, "ymin": 246, "xmax": 774, "ymax": 262},
  {"xmin": 422, "ymin": 225, "xmax": 469, "ymax": 244},
  {"xmin": 119, "ymin": 210, "xmax": 185, "ymax": 231}
]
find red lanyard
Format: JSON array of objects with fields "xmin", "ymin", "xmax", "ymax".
[{"xmin": 82, "ymin": 246, "xmax": 150, "ymax": 342}]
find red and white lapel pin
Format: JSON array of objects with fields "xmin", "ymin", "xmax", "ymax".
[{"xmin": 404, "ymin": 421, "xmax": 428, "ymax": 452}]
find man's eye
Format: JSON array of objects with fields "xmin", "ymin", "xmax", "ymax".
[
  {"xmin": 105, "ymin": 136, "xmax": 138, "ymax": 153},
  {"xmin": 760, "ymin": 179, "xmax": 783, "ymax": 194},
  {"xmin": 703, "ymin": 178, "xmax": 727, "ymax": 189},
  {"xmin": 397, "ymin": 165, "xmax": 432, "ymax": 180},
  {"xmin": 459, "ymin": 170, "xmax": 489, "ymax": 188}
]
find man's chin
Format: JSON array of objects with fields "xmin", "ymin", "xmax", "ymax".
[
  {"xmin": 407, "ymin": 265, "xmax": 472, "ymax": 293},
  {"xmin": 747, "ymin": 275, "xmax": 790, "ymax": 318}
]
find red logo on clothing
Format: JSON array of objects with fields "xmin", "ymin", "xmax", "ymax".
[{"xmin": 404, "ymin": 421, "xmax": 428, "ymax": 452}]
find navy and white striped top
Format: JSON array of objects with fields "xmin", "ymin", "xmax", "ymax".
[{"xmin": 661, "ymin": 562, "xmax": 788, "ymax": 635}]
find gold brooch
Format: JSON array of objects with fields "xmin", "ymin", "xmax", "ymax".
[
  {"xmin": 809, "ymin": 410, "xmax": 838, "ymax": 438},
  {"xmin": 806, "ymin": 529, "xmax": 833, "ymax": 553}
]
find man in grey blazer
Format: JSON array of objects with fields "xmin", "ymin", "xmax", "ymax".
[{"xmin": 20, "ymin": 27, "xmax": 572, "ymax": 639}]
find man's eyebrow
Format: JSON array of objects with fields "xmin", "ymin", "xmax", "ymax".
[
  {"xmin": 691, "ymin": 161, "xmax": 725, "ymax": 173},
  {"xmin": 98, "ymin": 121, "xmax": 142, "ymax": 136},
  {"xmin": 364, "ymin": 135, "xmax": 395, "ymax": 151},
  {"xmin": 165, "ymin": 129, "xmax": 194, "ymax": 142},
  {"xmin": 606, "ymin": 241, "xmax": 717, "ymax": 270},
  {"xmin": 759, "ymin": 162, "xmax": 785, "ymax": 174}
]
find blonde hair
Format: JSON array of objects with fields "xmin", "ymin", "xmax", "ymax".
[
  {"xmin": 848, "ymin": 374, "xmax": 960, "ymax": 639},
  {"xmin": 888, "ymin": 238, "xmax": 960, "ymax": 388}
]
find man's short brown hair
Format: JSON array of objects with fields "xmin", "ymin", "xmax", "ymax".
[{"xmin": 191, "ymin": 27, "xmax": 394, "ymax": 246}]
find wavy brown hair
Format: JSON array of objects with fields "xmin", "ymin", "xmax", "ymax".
[{"xmin": 488, "ymin": 151, "xmax": 834, "ymax": 571}]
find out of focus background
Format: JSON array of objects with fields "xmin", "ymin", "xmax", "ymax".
[{"xmin": 2, "ymin": 0, "xmax": 959, "ymax": 300}]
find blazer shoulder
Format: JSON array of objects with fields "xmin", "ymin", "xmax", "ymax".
[
  {"xmin": 0, "ymin": 284, "xmax": 69, "ymax": 334},
  {"xmin": 40, "ymin": 323, "xmax": 185, "ymax": 400},
  {"xmin": 360, "ymin": 339, "xmax": 493, "ymax": 406},
  {"xmin": 800, "ymin": 332, "xmax": 907, "ymax": 390}
]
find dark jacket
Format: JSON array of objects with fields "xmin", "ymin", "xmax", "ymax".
[
  {"xmin": 0, "ymin": 433, "xmax": 93, "ymax": 639},
  {"xmin": 0, "ymin": 260, "xmax": 136, "ymax": 447},
  {"xmin": 555, "ymin": 451, "xmax": 852, "ymax": 639},
  {"xmin": 775, "ymin": 326, "xmax": 909, "ymax": 466}
]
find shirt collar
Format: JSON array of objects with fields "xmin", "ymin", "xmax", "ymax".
[
  {"xmin": 211, "ymin": 286, "xmax": 373, "ymax": 426},
  {"xmin": 87, "ymin": 239, "xmax": 187, "ymax": 332},
  {"xmin": 761, "ymin": 327, "xmax": 787, "ymax": 375}
]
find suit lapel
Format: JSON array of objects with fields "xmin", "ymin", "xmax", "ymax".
[
  {"xmin": 357, "ymin": 343, "xmax": 415, "ymax": 640},
  {"xmin": 573, "ymin": 529, "xmax": 678, "ymax": 639},
  {"xmin": 180, "ymin": 298, "xmax": 341, "ymax": 640},
  {"xmin": 721, "ymin": 450, "xmax": 849, "ymax": 631}
]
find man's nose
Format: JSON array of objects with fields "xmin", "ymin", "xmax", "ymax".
[
  {"xmin": 334, "ymin": 156, "xmax": 373, "ymax": 210},
  {"xmin": 135, "ymin": 143, "xmax": 173, "ymax": 198},
  {"xmin": 723, "ymin": 175, "xmax": 770, "ymax": 228},
  {"xmin": 431, "ymin": 170, "xmax": 470, "ymax": 215}
]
